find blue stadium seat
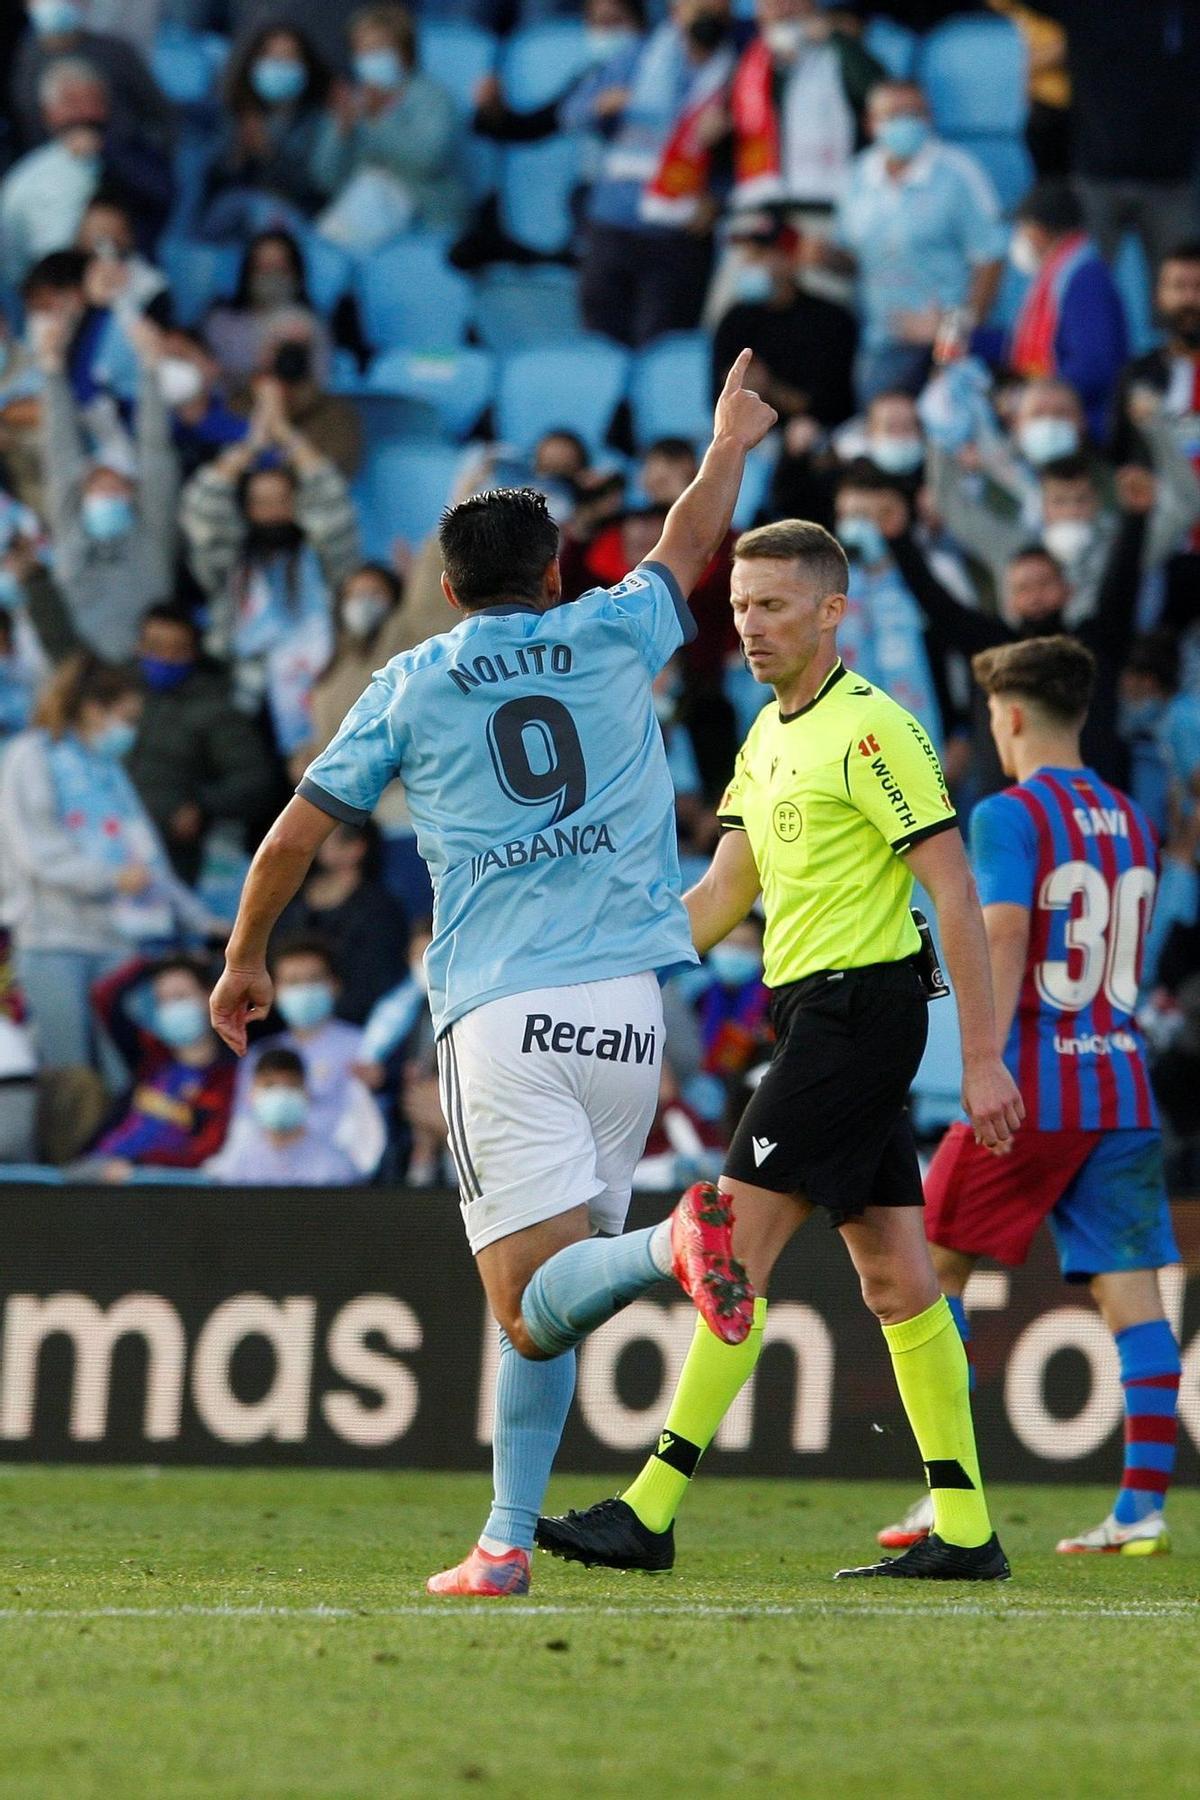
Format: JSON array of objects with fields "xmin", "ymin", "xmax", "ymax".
[
  {"xmin": 947, "ymin": 133, "xmax": 1034, "ymax": 215},
  {"xmin": 354, "ymin": 391, "xmax": 446, "ymax": 447},
  {"xmin": 500, "ymin": 137, "xmax": 583, "ymax": 254},
  {"xmin": 353, "ymin": 441, "xmax": 465, "ymax": 558},
  {"xmin": 160, "ymin": 239, "xmax": 240, "ymax": 327},
  {"xmin": 732, "ymin": 437, "xmax": 779, "ymax": 530},
  {"xmin": 357, "ymin": 236, "xmax": 472, "ymax": 351},
  {"xmin": 151, "ymin": 23, "xmax": 229, "ymax": 107},
  {"xmin": 419, "ymin": 20, "xmax": 500, "ymax": 199},
  {"xmin": 864, "ymin": 15, "xmax": 918, "ymax": 80},
  {"xmin": 495, "ymin": 338, "xmax": 630, "ymax": 453},
  {"xmin": 629, "ymin": 332, "xmax": 712, "ymax": 448},
  {"xmin": 301, "ymin": 235, "xmax": 355, "ymax": 316},
  {"xmin": 500, "ymin": 21, "xmax": 590, "ymax": 109},
  {"xmin": 473, "ymin": 265, "xmax": 584, "ymax": 349},
  {"xmin": 367, "ymin": 347, "xmax": 495, "ymax": 438},
  {"xmin": 918, "ymin": 15, "xmax": 1028, "ymax": 136}
]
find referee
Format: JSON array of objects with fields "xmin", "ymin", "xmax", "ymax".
[{"xmin": 538, "ymin": 520, "xmax": 1023, "ymax": 1582}]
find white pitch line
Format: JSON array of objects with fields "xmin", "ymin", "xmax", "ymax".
[{"xmin": 0, "ymin": 1599, "xmax": 1195, "ymax": 1623}]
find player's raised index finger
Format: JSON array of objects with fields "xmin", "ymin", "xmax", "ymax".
[{"xmin": 721, "ymin": 347, "xmax": 752, "ymax": 398}]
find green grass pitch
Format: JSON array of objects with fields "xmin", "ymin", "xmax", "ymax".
[{"xmin": 0, "ymin": 1468, "xmax": 1195, "ymax": 1799}]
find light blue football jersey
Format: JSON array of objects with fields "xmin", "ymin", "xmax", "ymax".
[{"xmin": 299, "ymin": 562, "xmax": 699, "ymax": 1032}]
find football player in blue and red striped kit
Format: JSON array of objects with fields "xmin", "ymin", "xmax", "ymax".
[{"xmin": 878, "ymin": 636, "xmax": 1181, "ymax": 1556}]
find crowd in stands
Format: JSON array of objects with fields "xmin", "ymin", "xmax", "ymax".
[{"xmin": 0, "ymin": 0, "xmax": 1199, "ymax": 1190}]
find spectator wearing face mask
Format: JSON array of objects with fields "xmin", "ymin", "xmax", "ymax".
[
  {"xmin": 203, "ymin": 229, "xmax": 331, "ymax": 388},
  {"xmin": 929, "ymin": 397, "xmax": 1200, "ymax": 621},
  {"xmin": 34, "ymin": 308, "xmax": 179, "ymax": 662},
  {"xmin": 729, "ymin": 0, "xmax": 881, "ymax": 220},
  {"xmin": 180, "ymin": 379, "xmax": 359, "ymax": 761},
  {"xmin": 882, "ymin": 482, "xmax": 1157, "ymax": 788},
  {"xmin": 276, "ymin": 821, "xmax": 409, "ymax": 1024},
  {"xmin": 712, "ymin": 206, "xmax": 856, "ymax": 431},
  {"xmin": 820, "ymin": 79, "xmax": 1006, "ymax": 403},
  {"xmin": 310, "ymin": 3, "xmax": 469, "ymax": 250},
  {"xmin": 230, "ymin": 935, "xmax": 384, "ymax": 1176},
  {"xmin": 240, "ymin": 324, "xmax": 362, "ymax": 479},
  {"xmin": 201, "ymin": 25, "xmax": 332, "ymax": 241},
  {"xmin": 78, "ymin": 953, "xmax": 236, "ymax": 1178},
  {"xmin": 975, "ymin": 181, "xmax": 1128, "ymax": 441},
  {"xmin": 0, "ymin": 655, "xmax": 217, "ymax": 1072},
  {"xmin": 125, "ymin": 602, "xmax": 276, "ymax": 885},
  {"xmin": 10, "ymin": 0, "xmax": 172, "ymax": 155},
  {"xmin": 355, "ymin": 919, "xmax": 448, "ymax": 1185},
  {"xmin": 1111, "ymin": 242, "xmax": 1200, "ymax": 639},
  {"xmin": 206, "ymin": 1045, "xmax": 360, "ymax": 1185},
  {"xmin": 472, "ymin": 0, "xmax": 645, "ymax": 151},
  {"xmin": 156, "ymin": 328, "xmax": 250, "ymax": 478},
  {"xmin": 576, "ymin": 0, "xmax": 741, "ymax": 348}
]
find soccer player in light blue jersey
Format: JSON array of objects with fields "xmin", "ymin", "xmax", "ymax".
[{"xmin": 211, "ymin": 351, "xmax": 778, "ymax": 1596}]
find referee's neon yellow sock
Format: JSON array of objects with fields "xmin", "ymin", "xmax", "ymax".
[
  {"xmin": 882, "ymin": 1295, "xmax": 991, "ymax": 1549},
  {"xmin": 622, "ymin": 1299, "xmax": 767, "ymax": 1534}
]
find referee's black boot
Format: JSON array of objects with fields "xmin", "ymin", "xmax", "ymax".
[
  {"xmin": 536, "ymin": 1497, "xmax": 675, "ymax": 1572},
  {"xmin": 833, "ymin": 1532, "xmax": 1011, "ymax": 1582}
]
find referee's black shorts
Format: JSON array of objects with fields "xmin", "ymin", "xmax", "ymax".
[{"xmin": 724, "ymin": 958, "xmax": 929, "ymax": 1228}]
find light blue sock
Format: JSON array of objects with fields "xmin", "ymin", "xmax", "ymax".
[
  {"xmin": 481, "ymin": 1329, "xmax": 576, "ymax": 1553},
  {"xmin": 520, "ymin": 1225, "xmax": 669, "ymax": 1357},
  {"xmin": 945, "ymin": 1293, "xmax": 975, "ymax": 1393}
]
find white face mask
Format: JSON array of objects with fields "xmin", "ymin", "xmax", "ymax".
[
  {"xmin": 764, "ymin": 19, "xmax": 807, "ymax": 57},
  {"xmin": 1017, "ymin": 416, "xmax": 1080, "ymax": 465},
  {"xmin": 1042, "ymin": 518, "xmax": 1095, "ymax": 564},
  {"xmin": 1009, "ymin": 231, "xmax": 1041, "ymax": 278},
  {"xmin": 342, "ymin": 593, "xmax": 390, "ymax": 638},
  {"xmin": 158, "ymin": 357, "xmax": 205, "ymax": 408}
]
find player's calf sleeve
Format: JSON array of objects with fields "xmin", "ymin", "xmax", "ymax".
[
  {"xmin": 481, "ymin": 1329, "xmax": 577, "ymax": 1555},
  {"xmin": 1112, "ymin": 1318, "xmax": 1181, "ymax": 1526},
  {"xmin": 882, "ymin": 1295, "xmax": 991, "ymax": 1549},
  {"xmin": 945, "ymin": 1293, "xmax": 976, "ymax": 1394},
  {"xmin": 623, "ymin": 1299, "xmax": 768, "ymax": 1534},
  {"xmin": 519, "ymin": 1226, "xmax": 670, "ymax": 1358}
]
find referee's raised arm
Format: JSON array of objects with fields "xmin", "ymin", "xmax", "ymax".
[{"xmin": 648, "ymin": 349, "xmax": 778, "ymax": 600}]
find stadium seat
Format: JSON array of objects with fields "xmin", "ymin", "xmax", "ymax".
[
  {"xmin": 357, "ymin": 236, "xmax": 473, "ymax": 351},
  {"xmin": 499, "ymin": 21, "xmax": 590, "ymax": 109},
  {"xmin": 151, "ymin": 23, "xmax": 229, "ymax": 107},
  {"xmin": 948, "ymin": 133, "xmax": 1034, "ymax": 215},
  {"xmin": 301, "ymin": 235, "xmax": 355, "ymax": 317},
  {"xmin": 495, "ymin": 338, "xmax": 630, "ymax": 453},
  {"xmin": 732, "ymin": 436, "xmax": 779, "ymax": 530},
  {"xmin": 472, "ymin": 265, "xmax": 584, "ymax": 349},
  {"xmin": 918, "ymin": 15, "xmax": 1028, "ymax": 136},
  {"xmin": 352, "ymin": 441, "xmax": 465, "ymax": 559},
  {"xmin": 418, "ymin": 20, "xmax": 500, "ymax": 200},
  {"xmin": 500, "ymin": 137, "xmax": 583, "ymax": 254},
  {"xmin": 367, "ymin": 347, "xmax": 495, "ymax": 438},
  {"xmin": 160, "ymin": 239, "xmax": 240, "ymax": 327},
  {"xmin": 354, "ymin": 391, "xmax": 446, "ymax": 449},
  {"xmin": 629, "ymin": 332, "xmax": 712, "ymax": 448},
  {"xmin": 1115, "ymin": 233, "xmax": 1156, "ymax": 356},
  {"xmin": 863, "ymin": 15, "xmax": 918, "ymax": 80}
]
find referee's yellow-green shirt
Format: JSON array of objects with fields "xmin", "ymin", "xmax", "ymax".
[{"xmin": 717, "ymin": 662, "xmax": 958, "ymax": 988}]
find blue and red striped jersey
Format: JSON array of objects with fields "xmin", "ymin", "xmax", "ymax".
[{"xmin": 969, "ymin": 767, "xmax": 1159, "ymax": 1132}]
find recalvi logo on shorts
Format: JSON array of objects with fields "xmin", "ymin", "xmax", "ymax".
[{"xmin": 520, "ymin": 1015, "xmax": 658, "ymax": 1063}]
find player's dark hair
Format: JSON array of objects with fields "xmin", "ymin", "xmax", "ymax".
[
  {"xmin": 268, "ymin": 932, "xmax": 338, "ymax": 980},
  {"xmin": 438, "ymin": 487, "xmax": 560, "ymax": 610},
  {"xmin": 1038, "ymin": 453, "xmax": 1095, "ymax": 486},
  {"xmin": 971, "ymin": 635, "xmax": 1095, "ymax": 723},
  {"xmin": 255, "ymin": 1047, "xmax": 306, "ymax": 1081},
  {"xmin": 734, "ymin": 519, "xmax": 849, "ymax": 599}
]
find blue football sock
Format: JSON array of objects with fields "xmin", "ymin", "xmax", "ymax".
[
  {"xmin": 1112, "ymin": 1319, "xmax": 1180, "ymax": 1526},
  {"xmin": 945, "ymin": 1293, "xmax": 975, "ymax": 1393},
  {"xmin": 520, "ymin": 1226, "xmax": 667, "ymax": 1357},
  {"xmin": 480, "ymin": 1328, "xmax": 576, "ymax": 1554}
]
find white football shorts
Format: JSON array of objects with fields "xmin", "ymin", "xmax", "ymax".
[{"xmin": 436, "ymin": 972, "xmax": 663, "ymax": 1255}]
